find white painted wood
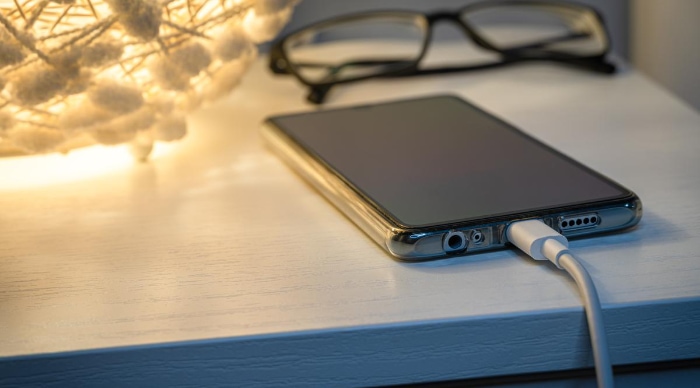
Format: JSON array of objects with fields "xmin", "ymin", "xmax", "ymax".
[{"xmin": 1, "ymin": 43, "xmax": 699, "ymax": 386}]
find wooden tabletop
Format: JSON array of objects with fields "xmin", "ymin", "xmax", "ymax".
[{"xmin": 1, "ymin": 45, "xmax": 700, "ymax": 386}]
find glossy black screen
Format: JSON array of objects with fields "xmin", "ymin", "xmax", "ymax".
[{"xmin": 270, "ymin": 96, "xmax": 628, "ymax": 227}]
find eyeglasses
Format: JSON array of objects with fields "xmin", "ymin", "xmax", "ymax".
[{"xmin": 269, "ymin": 1, "xmax": 616, "ymax": 104}]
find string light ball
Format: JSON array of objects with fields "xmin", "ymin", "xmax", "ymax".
[{"xmin": 0, "ymin": 0, "xmax": 297, "ymax": 160}]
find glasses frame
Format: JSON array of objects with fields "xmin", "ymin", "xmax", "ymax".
[{"xmin": 269, "ymin": 0, "xmax": 616, "ymax": 104}]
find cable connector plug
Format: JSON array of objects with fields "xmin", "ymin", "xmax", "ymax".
[
  {"xmin": 506, "ymin": 218, "xmax": 614, "ymax": 388},
  {"xmin": 506, "ymin": 219, "xmax": 569, "ymax": 268}
]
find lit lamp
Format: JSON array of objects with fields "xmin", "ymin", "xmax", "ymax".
[{"xmin": 0, "ymin": 0, "xmax": 297, "ymax": 162}]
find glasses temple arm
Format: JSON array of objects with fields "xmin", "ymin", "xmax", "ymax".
[
  {"xmin": 303, "ymin": 58, "xmax": 403, "ymax": 104},
  {"xmin": 499, "ymin": 31, "xmax": 592, "ymax": 52},
  {"xmin": 552, "ymin": 56, "xmax": 617, "ymax": 74},
  {"xmin": 306, "ymin": 84, "xmax": 333, "ymax": 104},
  {"xmin": 292, "ymin": 57, "xmax": 414, "ymax": 73}
]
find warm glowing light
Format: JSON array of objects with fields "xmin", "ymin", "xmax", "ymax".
[
  {"xmin": 0, "ymin": 142, "xmax": 174, "ymax": 191},
  {"xmin": 0, "ymin": 0, "xmax": 296, "ymax": 159}
]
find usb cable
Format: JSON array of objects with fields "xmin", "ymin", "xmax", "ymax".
[{"xmin": 506, "ymin": 219, "xmax": 614, "ymax": 388}]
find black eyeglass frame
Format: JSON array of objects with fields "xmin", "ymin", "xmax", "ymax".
[{"xmin": 269, "ymin": 0, "xmax": 617, "ymax": 104}]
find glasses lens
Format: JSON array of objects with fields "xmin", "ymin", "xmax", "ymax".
[
  {"xmin": 461, "ymin": 5, "xmax": 608, "ymax": 56},
  {"xmin": 282, "ymin": 14, "xmax": 427, "ymax": 84}
]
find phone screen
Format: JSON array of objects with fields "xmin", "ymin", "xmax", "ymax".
[{"xmin": 269, "ymin": 96, "xmax": 629, "ymax": 228}]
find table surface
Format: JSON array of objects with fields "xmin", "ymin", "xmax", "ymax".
[{"xmin": 2, "ymin": 44, "xmax": 700, "ymax": 386}]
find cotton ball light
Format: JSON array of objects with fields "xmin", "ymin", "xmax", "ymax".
[
  {"xmin": 130, "ymin": 132, "xmax": 154, "ymax": 162},
  {"xmin": 214, "ymin": 26, "xmax": 255, "ymax": 62},
  {"xmin": 0, "ymin": 0, "xmax": 299, "ymax": 159},
  {"xmin": 106, "ymin": 0, "xmax": 162, "ymax": 41},
  {"xmin": 63, "ymin": 69, "xmax": 93, "ymax": 95},
  {"xmin": 149, "ymin": 43, "xmax": 211, "ymax": 91},
  {"xmin": 174, "ymin": 90, "xmax": 203, "ymax": 112},
  {"xmin": 149, "ymin": 56, "xmax": 190, "ymax": 91},
  {"xmin": 49, "ymin": 48, "xmax": 83, "ymax": 78},
  {"xmin": 243, "ymin": 6, "xmax": 293, "ymax": 44},
  {"xmin": 170, "ymin": 43, "xmax": 212, "ymax": 76},
  {"xmin": 0, "ymin": 112, "xmax": 15, "ymax": 131},
  {"xmin": 91, "ymin": 127, "xmax": 137, "ymax": 145},
  {"xmin": 88, "ymin": 80, "xmax": 144, "ymax": 114},
  {"xmin": 10, "ymin": 65, "xmax": 67, "ymax": 106},
  {"xmin": 81, "ymin": 39, "xmax": 124, "ymax": 68},
  {"xmin": 103, "ymin": 0, "xmax": 134, "ymax": 13},
  {"xmin": 204, "ymin": 59, "xmax": 249, "ymax": 101},
  {"xmin": 154, "ymin": 114, "xmax": 187, "ymax": 141},
  {"xmin": 0, "ymin": 36, "xmax": 25, "ymax": 68},
  {"xmin": 90, "ymin": 106, "xmax": 155, "ymax": 145},
  {"xmin": 148, "ymin": 94, "xmax": 176, "ymax": 115},
  {"xmin": 254, "ymin": 0, "xmax": 295, "ymax": 15},
  {"xmin": 59, "ymin": 100, "xmax": 117, "ymax": 132},
  {"xmin": 8, "ymin": 127, "xmax": 65, "ymax": 154}
]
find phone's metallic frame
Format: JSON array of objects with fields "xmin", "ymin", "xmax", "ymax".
[{"xmin": 261, "ymin": 102, "xmax": 642, "ymax": 262}]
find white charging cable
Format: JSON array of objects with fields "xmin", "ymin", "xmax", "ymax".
[{"xmin": 506, "ymin": 219, "xmax": 614, "ymax": 388}]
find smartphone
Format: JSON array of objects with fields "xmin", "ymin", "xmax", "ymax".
[{"xmin": 262, "ymin": 95, "xmax": 642, "ymax": 261}]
